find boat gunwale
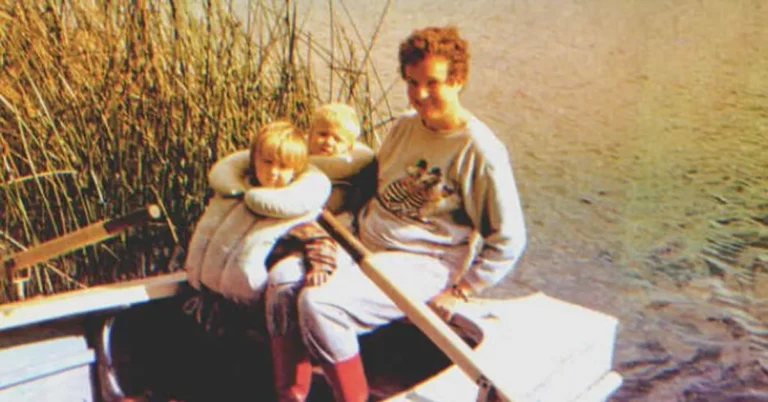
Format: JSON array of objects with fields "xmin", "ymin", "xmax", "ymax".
[
  {"xmin": 0, "ymin": 273, "xmax": 623, "ymax": 401},
  {"xmin": 0, "ymin": 272, "xmax": 186, "ymax": 331}
]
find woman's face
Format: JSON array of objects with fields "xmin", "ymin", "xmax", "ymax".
[
  {"xmin": 404, "ymin": 55, "xmax": 464, "ymax": 128},
  {"xmin": 253, "ymin": 153, "xmax": 296, "ymax": 188}
]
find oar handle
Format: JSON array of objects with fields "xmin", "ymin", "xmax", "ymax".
[
  {"xmin": 318, "ymin": 210, "xmax": 514, "ymax": 402},
  {"xmin": 3, "ymin": 205, "xmax": 163, "ymax": 279}
]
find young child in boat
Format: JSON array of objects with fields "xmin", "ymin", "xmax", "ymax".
[
  {"xmin": 203, "ymin": 104, "xmax": 373, "ymax": 401},
  {"xmin": 183, "ymin": 120, "xmax": 334, "ymax": 333},
  {"xmin": 304, "ymin": 102, "xmax": 375, "ymax": 215},
  {"xmin": 197, "ymin": 104, "xmax": 374, "ymax": 400}
]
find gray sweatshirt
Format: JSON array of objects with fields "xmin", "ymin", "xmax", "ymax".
[{"xmin": 358, "ymin": 111, "xmax": 527, "ymax": 293}]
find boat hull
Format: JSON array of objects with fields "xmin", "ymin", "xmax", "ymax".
[
  {"xmin": 0, "ymin": 274, "xmax": 622, "ymax": 401},
  {"xmin": 97, "ymin": 294, "xmax": 471, "ymax": 401}
]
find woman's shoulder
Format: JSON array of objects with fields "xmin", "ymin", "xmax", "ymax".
[
  {"xmin": 391, "ymin": 109, "xmax": 421, "ymax": 129},
  {"xmin": 462, "ymin": 116, "xmax": 512, "ymax": 167},
  {"xmin": 375, "ymin": 109, "xmax": 420, "ymax": 152}
]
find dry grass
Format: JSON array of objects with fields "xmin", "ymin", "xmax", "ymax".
[{"xmin": 0, "ymin": 0, "xmax": 392, "ymax": 303}]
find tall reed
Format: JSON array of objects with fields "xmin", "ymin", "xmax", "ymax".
[{"xmin": 0, "ymin": 0, "xmax": 393, "ymax": 303}]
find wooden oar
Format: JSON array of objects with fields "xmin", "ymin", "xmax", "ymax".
[
  {"xmin": 318, "ymin": 210, "xmax": 516, "ymax": 402},
  {"xmin": 2, "ymin": 205, "xmax": 163, "ymax": 299}
]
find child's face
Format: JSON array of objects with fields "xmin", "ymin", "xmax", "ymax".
[
  {"xmin": 308, "ymin": 121, "xmax": 353, "ymax": 156},
  {"xmin": 253, "ymin": 153, "xmax": 296, "ymax": 188}
]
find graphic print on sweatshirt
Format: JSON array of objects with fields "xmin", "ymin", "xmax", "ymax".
[{"xmin": 377, "ymin": 159, "xmax": 460, "ymax": 223}]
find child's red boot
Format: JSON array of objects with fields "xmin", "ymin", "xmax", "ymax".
[
  {"xmin": 321, "ymin": 354, "xmax": 369, "ymax": 402},
  {"xmin": 270, "ymin": 336, "xmax": 312, "ymax": 402}
]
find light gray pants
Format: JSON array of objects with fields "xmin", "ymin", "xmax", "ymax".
[{"xmin": 265, "ymin": 250, "xmax": 456, "ymax": 363}]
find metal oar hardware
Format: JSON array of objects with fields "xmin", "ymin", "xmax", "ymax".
[
  {"xmin": 476, "ymin": 375, "xmax": 501, "ymax": 402},
  {"xmin": 318, "ymin": 210, "xmax": 513, "ymax": 402},
  {"xmin": 2, "ymin": 205, "xmax": 164, "ymax": 300}
]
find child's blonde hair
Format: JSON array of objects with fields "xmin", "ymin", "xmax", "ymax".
[
  {"xmin": 310, "ymin": 103, "xmax": 361, "ymax": 144},
  {"xmin": 249, "ymin": 120, "xmax": 309, "ymax": 176}
]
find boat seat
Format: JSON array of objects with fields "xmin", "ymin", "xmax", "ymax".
[{"xmin": 384, "ymin": 293, "xmax": 623, "ymax": 402}]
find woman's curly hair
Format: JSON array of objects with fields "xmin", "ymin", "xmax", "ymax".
[{"xmin": 398, "ymin": 26, "xmax": 470, "ymax": 84}]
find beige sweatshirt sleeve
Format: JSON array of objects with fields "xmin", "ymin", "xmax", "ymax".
[{"xmin": 460, "ymin": 141, "xmax": 528, "ymax": 294}]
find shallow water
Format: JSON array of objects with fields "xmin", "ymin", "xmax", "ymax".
[{"xmin": 229, "ymin": 0, "xmax": 768, "ymax": 399}]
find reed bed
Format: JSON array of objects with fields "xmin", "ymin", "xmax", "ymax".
[{"xmin": 0, "ymin": 0, "xmax": 393, "ymax": 303}]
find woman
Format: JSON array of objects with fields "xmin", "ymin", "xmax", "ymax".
[{"xmin": 265, "ymin": 26, "xmax": 527, "ymax": 402}]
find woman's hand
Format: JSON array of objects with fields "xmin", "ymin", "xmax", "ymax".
[
  {"xmin": 428, "ymin": 288, "xmax": 461, "ymax": 321},
  {"xmin": 428, "ymin": 282, "xmax": 473, "ymax": 321}
]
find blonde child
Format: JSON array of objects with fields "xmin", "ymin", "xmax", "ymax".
[
  {"xmin": 202, "ymin": 106, "xmax": 371, "ymax": 401},
  {"xmin": 306, "ymin": 102, "xmax": 360, "ymax": 157},
  {"xmin": 187, "ymin": 120, "xmax": 350, "ymax": 401},
  {"xmin": 184, "ymin": 120, "xmax": 332, "ymax": 313},
  {"xmin": 305, "ymin": 102, "xmax": 375, "ymax": 215}
]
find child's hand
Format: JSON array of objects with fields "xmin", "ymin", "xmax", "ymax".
[{"xmin": 304, "ymin": 269, "xmax": 331, "ymax": 287}]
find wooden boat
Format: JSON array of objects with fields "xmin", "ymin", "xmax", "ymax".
[
  {"xmin": 0, "ymin": 271, "xmax": 622, "ymax": 401},
  {"xmin": 0, "ymin": 207, "xmax": 622, "ymax": 401}
]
